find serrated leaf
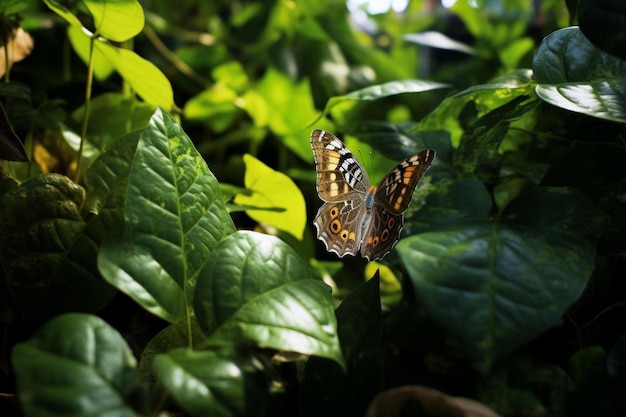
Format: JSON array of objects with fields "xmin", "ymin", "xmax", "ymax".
[
  {"xmin": 12, "ymin": 313, "xmax": 142, "ymax": 417},
  {"xmin": 234, "ymin": 154, "xmax": 306, "ymax": 240},
  {"xmin": 397, "ymin": 221, "xmax": 595, "ymax": 373},
  {"xmin": 194, "ymin": 231, "xmax": 344, "ymax": 368},
  {"xmin": 533, "ymin": 26, "xmax": 626, "ymax": 123},
  {"xmin": 84, "ymin": 0, "xmax": 144, "ymax": 42},
  {"xmin": 153, "ymin": 348, "xmax": 270, "ymax": 417},
  {"xmin": 98, "ymin": 109, "xmax": 235, "ymax": 323},
  {"xmin": 0, "ymin": 174, "xmax": 116, "ymax": 328}
]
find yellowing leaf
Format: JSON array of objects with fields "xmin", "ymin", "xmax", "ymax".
[
  {"xmin": 234, "ymin": 154, "xmax": 306, "ymax": 240},
  {"xmin": 84, "ymin": 0, "xmax": 144, "ymax": 42}
]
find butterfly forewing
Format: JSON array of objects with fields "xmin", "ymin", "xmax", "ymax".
[
  {"xmin": 375, "ymin": 150, "xmax": 435, "ymax": 214},
  {"xmin": 311, "ymin": 129, "xmax": 370, "ymax": 201},
  {"xmin": 359, "ymin": 150, "xmax": 435, "ymax": 260}
]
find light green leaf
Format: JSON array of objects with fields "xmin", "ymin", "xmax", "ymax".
[
  {"xmin": 84, "ymin": 0, "xmax": 144, "ymax": 42},
  {"xmin": 95, "ymin": 40, "xmax": 174, "ymax": 109},
  {"xmin": 98, "ymin": 109, "xmax": 235, "ymax": 323},
  {"xmin": 67, "ymin": 25, "xmax": 116, "ymax": 80},
  {"xmin": 234, "ymin": 154, "xmax": 306, "ymax": 240},
  {"xmin": 255, "ymin": 67, "xmax": 328, "ymax": 162}
]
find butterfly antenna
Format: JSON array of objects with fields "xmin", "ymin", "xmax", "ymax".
[{"xmin": 368, "ymin": 150, "xmax": 376, "ymax": 184}]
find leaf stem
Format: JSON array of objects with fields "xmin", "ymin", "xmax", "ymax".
[{"xmin": 75, "ymin": 34, "xmax": 96, "ymax": 183}]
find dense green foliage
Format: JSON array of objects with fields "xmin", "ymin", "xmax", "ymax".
[{"xmin": 1, "ymin": 0, "xmax": 625, "ymax": 416}]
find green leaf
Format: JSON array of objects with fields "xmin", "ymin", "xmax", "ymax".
[
  {"xmin": 71, "ymin": 93, "xmax": 156, "ymax": 151},
  {"xmin": 454, "ymin": 95, "xmax": 540, "ymax": 174},
  {"xmin": 254, "ymin": 67, "xmax": 327, "ymax": 162},
  {"xmin": 67, "ymin": 25, "xmax": 115, "ymax": 80},
  {"xmin": 153, "ymin": 348, "xmax": 270, "ymax": 417},
  {"xmin": 325, "ymin": 80, "xmax": 450, "ymax": 117},
  {"xmin": 95, "ymin": 40, "xmax": 174, "ymax": 109},
  {"xmin": 12, "ymin": 313, "xmax": 143, "ymax": 417},
  {"xmin": 403, "ymin": 177, "xmax": 492, "ymax": 235},
  {"xmin": 194, "ymin": 231, "xmax": 344, "ymax": 368},
  {"xmin": 0, "ymin": 0, "xmax": 29, "ymax": 14},
  {"xmin": 403, "ymin": 31, "xmax": 478, "ymax": 55},
  {"xmin": 83, "ymin": 0, "xmax": 145, "ymax": 42},
  {"xmin": 578, "ymin": 0, "xmax": 626, "ymax": 60},
  {"xmin": 43, "ymin": 0, "xmax": 83, "ymax": 27},
  {"xmin": 98, "ymin": 108, "xmax": 235, "ymax": 323},
  {"xmin": 300, "ymin": 275, "xmax": 382, "ymax": 417},
  {"xmin": 397, "ymin": 222, "xmax": 595, "ymax": 373},
  {"xmin": 607, "ymin": 333, "xmax": 626, "ymax": 378},
  {"xmin": 533, "ymin": 26, "xmax": 626, "ymax": 123},
  {"xmin": 233, "ymin": 154, "xmax": 306, "ymax": 240},
  {"xmin": 183, "ymin": 84, "xmax": 240, "ymax": 133},
  {"xmin": 0, "ymin": 174, "xmax": 116, "ymax": 328},
  {"xmin": 419, "ymin": 70, "xmax": 535, "ymax": 146},
  {"xmin": 569, "ymin": 346, "xmax": 606, "ymax": 385}
]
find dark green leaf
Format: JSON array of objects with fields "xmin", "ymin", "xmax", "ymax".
[
  {"xmin": 0, "ymin": 174, "xmax": 116, "ymax": 328},
  {"xmin": 153, "ymin": 348, "xmax": 270, "ymax": 417},
  {"xmin": 569, "ymin": 346, "xmax": 606, "ymax": 385},
  {"xmin": 533, "ymin": 26, "xmax": 626, "ymax": 122},
  {"xmin": 12, "ymin": 313, "xmax": 143, "ymax": 417},
  {"xmin": 397, "ymin": 222, "xmax": 595, "ymax": 373},
  {"xmin": 607, "ymin": 333, "xmax": 626, "ymax": 378},
  {"xmin": 454, "ymin": 95, "xmax": 539, "ymax": 174},
  {"xmin": 403, "ymin": 177, "xmax": 492, "ymax": 235},
  {"xmin": 98, "ymin": 108, "xmax": 235, "ymax": 323},
  {"xmin": 300, "ymin": 275, "xmax": 382, "ymax": 417},
  {"xmin": 578, "ymin": 0, "xmax": 626, "ymax": 60},
  {"xmin": 0, "ymin": 102, "xmax": 28, "ymax": 162}
]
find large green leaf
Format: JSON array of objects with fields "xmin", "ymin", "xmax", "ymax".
[
  {"xmin": 533, "ymin": 26, "xmax": 626, "ymax": 123},
  {"xmin": 12, "ymin": 313, "xmax": 143, "ymax": 417},
  {"xmin": 397, "ymin": 189, "xmax": 605, "ymax": 372},
  {"xmin": 98, "ymin": 108, "xmax": 235, "ymax": 323},
  {"xmin": 194, "ymin": 231, "xmax": 344, "ymax": 368},
  {"xmin": 0, "ymin": 174, "xmax": 116, "ymax": 328},
  {"xmin": 153, "ymin": 348, "xmax": 270, "ymax": 417},
  {"xmin": 233, "ymin": 154, "xmax": 306, "ymax": 240},
  {"xmin": 84, "ymin": 0, "xmax": 144, "ymax": 42},
  {"xmin": 300, "ymin": 275, "xmax": 382, "ymax": 417}
]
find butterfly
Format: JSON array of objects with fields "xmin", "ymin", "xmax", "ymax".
[{"xmin": 311, "ymin": 129, "xmax": 435, "ymax": 261}]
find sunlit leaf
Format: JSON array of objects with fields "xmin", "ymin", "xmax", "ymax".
[
  {"xmin": 95, "ymin": 41, "xmax": 174, "ymax": 109},
  {"xmin": 84, "ymin": 0, "xmax": 144, "ymax": 41},
  {"xmin": 234, "ymin": 154, "xmax": 306, "ymax": 240},
  {"xmin": 533, "ymin": 27, "xmax": 626, "ymax": 123},
  {"xmin": 98, "ymin": 109, "xmax": 235, "ymax": 323}
]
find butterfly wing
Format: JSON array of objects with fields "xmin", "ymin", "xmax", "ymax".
[
  {"xmin": 311, "ymin": 130, "xmax": 370, "ymax": 257},
  {"xmin": 360, "ymin": 149, "xmax": 435, "ymax": 261}
]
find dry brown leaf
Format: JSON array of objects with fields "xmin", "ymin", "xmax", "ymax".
[
  {"xmin": 366, "ymin": 385, "xmax": 501, "ymax": 417},
  {"xmin": 0, "ymin": 27, "xmax": 34, "ymax": 77}
]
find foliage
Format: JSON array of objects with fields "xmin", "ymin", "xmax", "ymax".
[{"xmin": 1, "ymin": 0, "xmax": 625, "ymax": 416}]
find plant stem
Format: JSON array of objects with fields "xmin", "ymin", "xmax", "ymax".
[{"xmin": 75, "ymin": 35, "xmax": 96, "ymax": 183}]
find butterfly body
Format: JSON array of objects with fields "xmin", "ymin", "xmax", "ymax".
[{"xmin": 311, "ymin": 129, "xmax": 435, "ymax": 261}]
